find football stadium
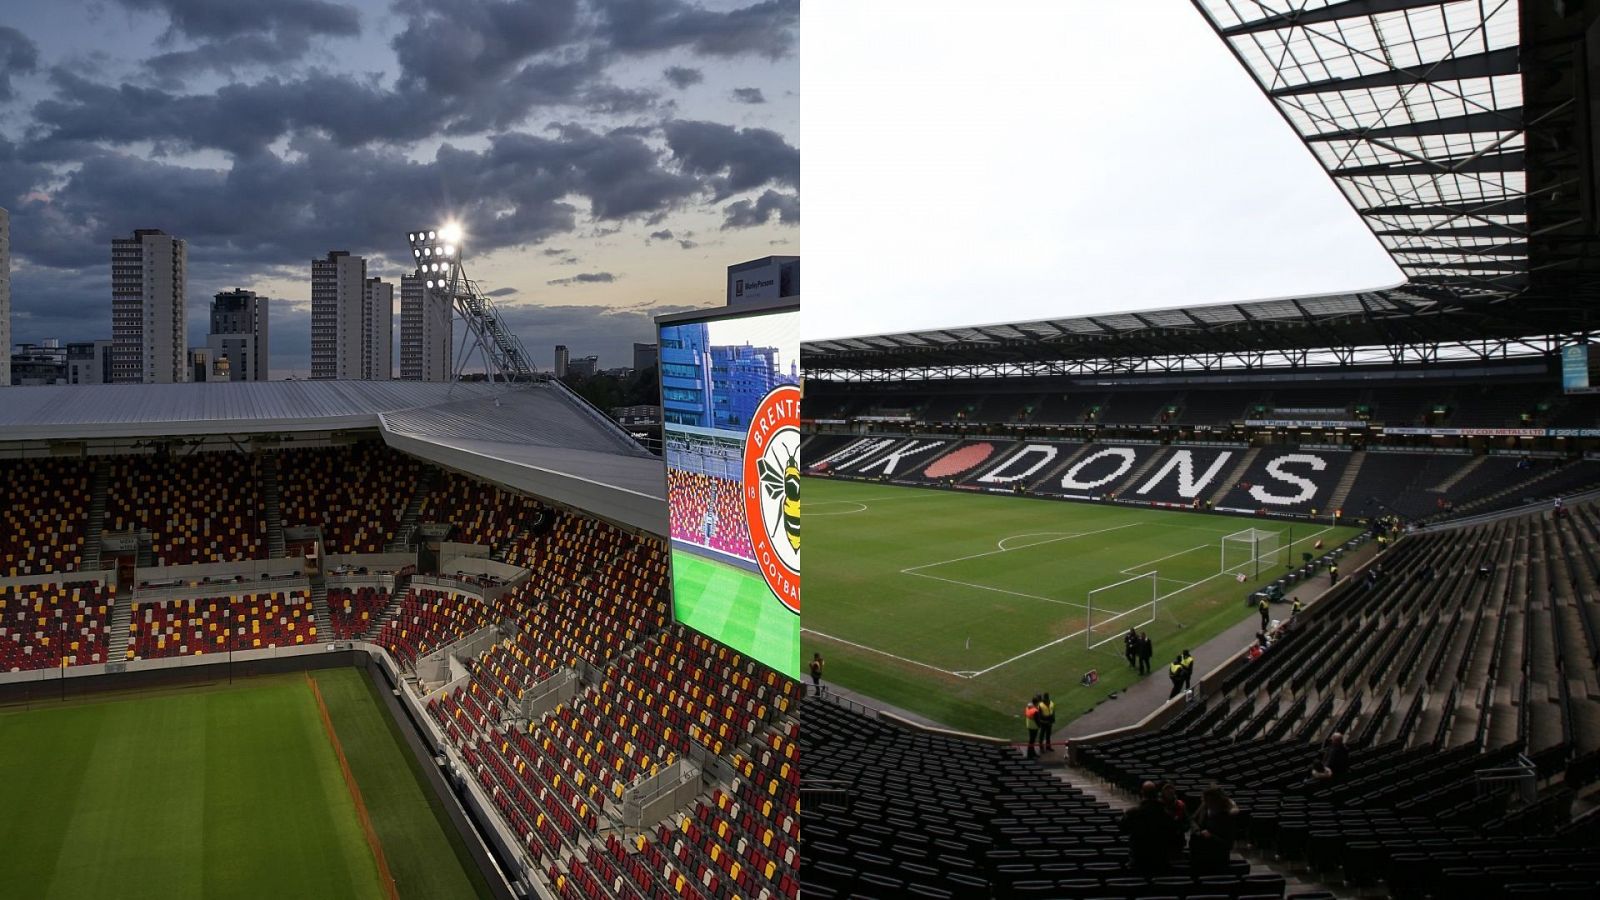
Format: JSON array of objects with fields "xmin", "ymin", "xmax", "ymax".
[
  {"xmin": 801, "ymin": 2, "xmax": 1600, "ymax": 899},
  {"xmin": 0, "ymin": 376, "xmax": 800, "ymax": 899}
]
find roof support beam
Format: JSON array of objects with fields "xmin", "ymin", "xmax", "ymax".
[
  {"xmin": 1307, "ymin": 107, "xmax": 1524, "ymax": 142},
  {"xmin": 1221, "ymin": 0, "xmax": 1470, "ymax": 38},
  {"xmin": 1268, "ymin": 47, "xmax": 1520, "ymax": 98}
]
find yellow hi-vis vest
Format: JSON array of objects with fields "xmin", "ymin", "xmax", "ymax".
[{"xmin": 1169, "ymin": 663, "xmax": 1183, "ymax": 676}]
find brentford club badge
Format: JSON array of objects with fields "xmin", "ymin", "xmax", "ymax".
[{"xmin": 744, "ymin": 384, "xmax": 801, "ymax": 614}]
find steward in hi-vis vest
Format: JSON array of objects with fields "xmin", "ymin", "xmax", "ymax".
[{"xmin": 1168, "ymin": 657, "xmax": 1185, "ymax": 699}]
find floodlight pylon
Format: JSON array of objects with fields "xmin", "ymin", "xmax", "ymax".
[{"xmin": 405, "ymin": 224, "xmax": 534, "ymax": 383}]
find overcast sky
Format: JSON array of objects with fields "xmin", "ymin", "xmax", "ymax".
[
  {"xmin": 0, "ymin": 0, "xmax": 797, "ymax": 376},
  {"xmin": 801, "ymin": 0, "xmax": 1404, "ymax": 342}
]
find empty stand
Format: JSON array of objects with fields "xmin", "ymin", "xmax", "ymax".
[
  {"xmin": 0, "ymin": 580, "xmax": 112, "ymax": 670},
  {"xmin": 105, "ymin": 451, "xmax": 265, "ymax": 566},
  {"xmin": 0, "ymin": 458, "xmax": 92, "ymax": 577}
]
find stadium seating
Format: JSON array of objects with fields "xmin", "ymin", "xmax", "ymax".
[
  {"xmin": 276, "ymin": 443, "xmax": 421, "ymax": 553},
  {"xmin": 1076, "ymin": 501, "xmax": 1600, "ymax": 898},
  {"xmin": 0, "ymin": 458, "xmax": 92, "ymax": 577},
  {"xmin": 326, "ymin": 586, "xmax": 391, "ymax": 639},
  {"xmin": 668, "ymin": 470, "xmax": 752, "ymax": 558},
  {"xmin": 126, "ymin": 588, "xmax": 314, "ymax": 659},
  {"xmin": 106, "ymin": 451, "xmax": 265, "ymax": 565},
  {"xmin": 374, "ymin": 587, "xmax": 507, "ymax": 667},
  {"xmin": 421, "ymin": 471, "xmax": 550, "ymax": 550},
  {"xmin": 0, "ymin": 580, "xmax": 113, "ymax": 670}
]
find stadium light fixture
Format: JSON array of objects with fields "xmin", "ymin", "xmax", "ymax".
[{"xmin": 439, "ymin": 221, "xmax": 462, "ymax": 245}]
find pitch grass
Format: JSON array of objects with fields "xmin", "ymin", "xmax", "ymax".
[
  {"xmin": 803, "ymin": 477, "xmax": 1359, "ymax": 739},
  {"xmin": 673, "ymin": 550, "xmax": 801, "ymax": 678},
  {"xmin": 0, "ymin": 670, "xmax": 487, "ymax": 900}
]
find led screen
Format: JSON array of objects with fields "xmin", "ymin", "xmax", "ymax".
[{"xmin": 660, "ymin": 305, "xmax": 800, "ymax": 677}]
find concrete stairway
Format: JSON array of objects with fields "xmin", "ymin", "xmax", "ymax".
[
  {"xmin": 1326, "ymin": 450, "xmax": 1366, "ymax": 512},
  {"xmin": 260, "ymin": 453, "xmax": 286, "ymax": 558},
  {"xmin": 1114, "ymin": 446, "xmax": 1170, "ymax": 495},
  {"xmin": 310, "ymin": 579, "xmax": 331, "ymax": 638},
  {"xmin": 82, "ymin": 460, "xmax": 110, "ymax": 571},
  {"xmin": 359, "ymin": 571, "xmax": 412, "ymax": 642},
  {"xmin": 107, "ymin": 594, "xmax": 133, "ymax": 662},
  {"xmin": 386, "ymin": 469, "xmax": 438, "ymax": 552},
  {"xmin": 1431, "ymin": 454, "xmax": 1485, "ymax": 493},
  {"xmin": 1208, "ymin": 446, "xmax": 1262, "ymax": 507},
  {"xmin": 1024, "ymin": 442, "xmax": 1097, "ymax": 492}
]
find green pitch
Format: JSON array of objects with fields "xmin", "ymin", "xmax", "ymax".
[
  {"xmin": 673, "ymin": 550, "xmax": 801, "ymax": 678},
  {"xmin": 0, "ymin": 669, "xmax": 487, "ymax": 900},
  {"xmin": 803, "ymin": 477, "xmax": 1359, "ymax": 739}
]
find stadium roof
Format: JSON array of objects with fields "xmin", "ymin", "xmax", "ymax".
[
  {"xmin": 804, "ymin": 0, "xmax": 1600, "ymax": 378},
  {"xmin": 0, "ymin": 380, "xmax": 667, "ymax": 535}
]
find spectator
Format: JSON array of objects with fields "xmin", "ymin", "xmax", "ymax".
[
  {"xmin": 1119, "ymin": 781, "xmax": 1173, "ymax": 876},
  {"xmin": 1136, "ymin": 630, "xmax": 1153, "ymax": 675},
  {"xmin": 1189, "ymin": 786, "xmax": 1240, "ymax": 874},
  {"xmin": 1024, "ymin": 696, "xmax": 1041, "ymax": 759},
  {"xmin": 1038, "ymin": 693, "xmax": 1056, "ymax": 751},
  {"xmin": 1159, "ymin": 782, "xmax": 1187, "ymax": 854},
  {"xmin": 1311, "ymin": 732, "xmax": 1349, "ymax": 781},
  {"xmin": 1168, "ymin": 655, "xmax": 1185, "ymax": 699},
  {"xmin": 808, "ymin": 652, "xmax": 825, "ymax": 696}
]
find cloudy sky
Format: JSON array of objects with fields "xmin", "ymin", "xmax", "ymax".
[
  {"xmin": 0, "ymin": 0, "xmax": 797, "ymax": 376},
  {"xmin": 802, "ymin": 0, "xmax": 1402, "ymax": 341}
]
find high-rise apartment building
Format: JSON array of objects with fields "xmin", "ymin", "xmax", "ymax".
[
  {"xmin": 555, "ymin": 344, "xmax": 569, "ymax": 378},
  {"xmin": 311, "ymin": 251, "xmax": 390, "ymax": 380},
  {"xmin": 0, "ymin": 207, "xmax": 10, "ymax": 388},
  {"xmin": 207, "ymin": 289, "xmax": 270, "ymax": 381},
  {"xmin": 400, "ymin": 274, "xmax": 451, "ymax": 381},
  {"xmin": 363, "ymin": 277, "xmax": 393, "ymax": 381},
  {"xmin": 66, "ymin": 340, "xmax": 113, "ymax": 385},
  {"xmin": 111, "ymin": 229, "xmax": 188, "ymax": 383}
]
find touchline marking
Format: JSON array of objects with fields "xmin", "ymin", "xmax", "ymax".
[
  {"xmin": 800, "ymin": 628, "xmax": 961, "ymax": 676},
  {"xmin": 903, "ymin": 522, "xmax": 1141, "ymax": 573}
]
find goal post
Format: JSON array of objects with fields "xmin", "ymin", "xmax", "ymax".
[
  {"xmin": 1085, "ymin": 570, "xmax": 1159, "ymax": 649},
  {"xmin": 1220, "ymin": 528, "xmax": 1283, "ymax": 579}
]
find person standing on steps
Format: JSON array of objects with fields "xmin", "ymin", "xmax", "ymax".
[
  {"xmin": 1291, "ymin": 596, "xmax": 1302, "ymax": 618},
  {"xmin": 1024, "ymin": 695, "xmax": 1041, "ymax": 758},
  {"xmin": 1037, "ymin": 693, "xmax": 1056, "ymax": 751}
]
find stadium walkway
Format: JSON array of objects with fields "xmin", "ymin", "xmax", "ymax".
[{"xmin": 1061, "ymin": 539, "xmax": 1382, "ymax": 739}]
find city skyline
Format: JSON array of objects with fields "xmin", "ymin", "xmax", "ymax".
[{"xmin": 0, "ymin": 0, "xmax": 798, "ymax": 377}]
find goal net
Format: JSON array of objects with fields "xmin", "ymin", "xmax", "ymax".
[
  {"xmin": 1220, "ymin": 528, "xmax": 1283, "ymax": 578},
  {"xmin": 1086, "ymin": 571, "xmax": 1159, "ymax": 649}
]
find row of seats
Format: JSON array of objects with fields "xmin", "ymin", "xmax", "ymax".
[
  {"xmin": 0, "ymin": 580, "xmax": 112, "ymax": 670},
  {"xmin": 668, "ymin": 470, "xmax": 754, "ymax": 559},
  {"xmin": 277, "ymin": 443, "xmax": 422, "ymax": 553},
  {"xmin": 126, "ymin": 589, "xmax": 314, "ymax": 659},
  {"xmin": 106, "ymin": 452, "xmax": 265, "ymax": 566},
  {"xmin": 0, "ymin": 458, "xmax": 91, "ymax": 577},
  {"xmin": 326, "ymin": 586, "xmax": 391, "ymax": 640}
]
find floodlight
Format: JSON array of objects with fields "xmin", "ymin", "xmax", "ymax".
[
  {"xmin": 441, "ymin": 245, "xmax": 454, "ymax": 257},
  {"xmin": 438, "ymin": 222, "xmax": 462, "ymax": 245},
  {"xmin": 428, "ymin": 230, "xmax": 437, "ymax": 240},
  {"xmin": 412, "ymin": 248, "xmax": 421, "ymax": 258},
  {"xmin": 425, "ymin": 280, "xmax": 434, "ymax": 289},
  {"xmin": 424, "ymin": 247, "xmax": 432, "ymax": 256}
]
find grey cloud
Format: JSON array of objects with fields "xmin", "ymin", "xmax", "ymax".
[
  {"xmin": 731, "ymin": 87, "xmax": 765, "ymax": 104},
  {"xmin": 663, "ymin": 66, "xmax": 703, "ymax": 89},
  {"xmin": 722, "ymin": 189, "xmax": 797, "ymax": 229},
  {"xmin": 664, "ymin": 119, "xmax": 797, "ymax": 200},
  {"xmin": 595, "ymin": 0, "xmax": 799, "ymax": 59},
  {"xmin": 487, "ymin": 287, "xmax": 519, "ymax": 297},
  {"xmin": 649, "ymin": 229, "xmax": 673, "ymax": 240},
  {"xmin": 677, "ymin": 239, "xmax": 698, "ymax": 249},
  {"xmin": 548, "ymin": 272, "xmax": 617, "ymax": 286},
  {"xmin": 497, "ymin": 300, "xmax": 710, "ymax": 370},
  {"xmin": 0, "ymin": 27, "xmax": 39, "ymax": 102},
  {"xmin": 391, "ymin": 0, "xmax": 581, "ymax": 96},
  {"xmin": 113, "ymin": 0, "xmax": 361, "ymax": 40}
]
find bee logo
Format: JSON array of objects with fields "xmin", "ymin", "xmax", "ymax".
[{"xmin": 744, "ymin": 384, "xmax": 801, "ymax": 614}]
